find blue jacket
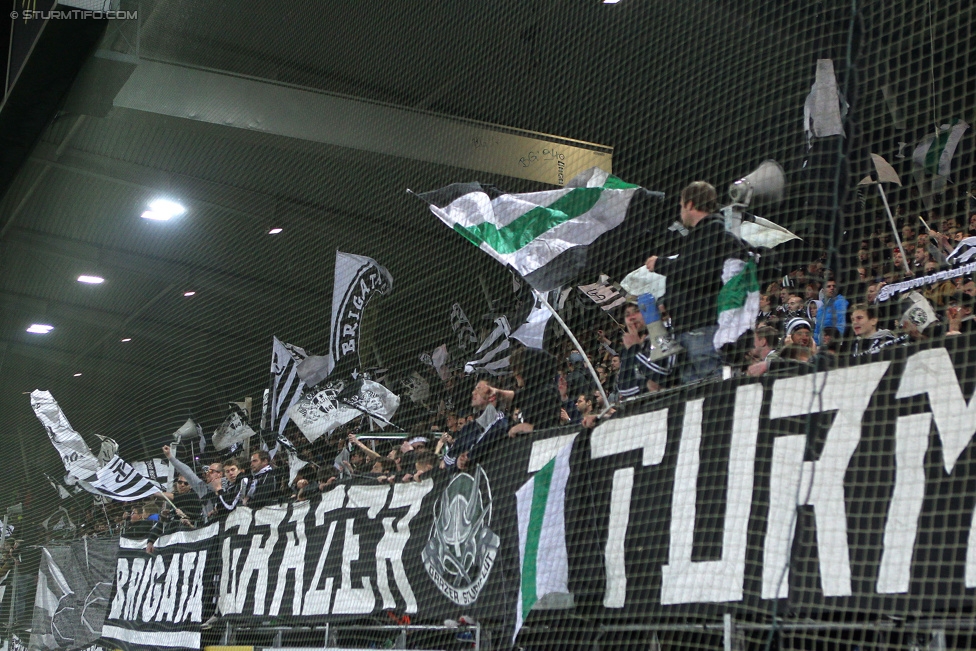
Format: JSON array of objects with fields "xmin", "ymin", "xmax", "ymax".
[{"xmin": 815, "ymin": 293, "xmax": 848, "ymax": 345}]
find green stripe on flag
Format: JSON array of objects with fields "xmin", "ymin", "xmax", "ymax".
[
  {"xmin": 455, "ymin": 176, "xmax": 637, "ymax": 254},
  {"xmin": 521, "ymin": 457, "xmax": 556, "ymax": 617},
  {"xmin": 924, "ymin": 129, "xmax": 953, "ymax": 176},
  {"xmin": 716, "ymin": 259, "xmax": 759, "ymax": 314}
]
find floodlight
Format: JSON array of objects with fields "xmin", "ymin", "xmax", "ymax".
[{"xmin": 141, "ymin": 198, "xmax": 186, "ymax": 221}]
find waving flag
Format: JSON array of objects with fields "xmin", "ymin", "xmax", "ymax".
[
  {"xmin": 271, "ymin": 434, "xmax": 309, "ymax": 485},
  {"xmin": 30, "ymin": 390, "xmax": 101, "ymax": 481},
  {"xmin": 337, "ymin": 377, "xmax": 401, "ymax": 429},
  {"xmin": 464, "ymin": 316, "xmax": 512, "ymax": 376},
  {"xmin": 713, "ymin": 258, "xmax": 760, "ymax": 350},
  {"xmin": 88, "ymin": 456, "xmax": 161, "ymax": 502},
  {"xmin": 514, "ymin": 442, "xmax": 573, "ymax": 641},
  {"xmin": 287, "ymin": 384, "xmax": 361, "ymax": 443},
  {"xmin": 913, "ymin": 120, "xmax": 969, "ymax": 191},
  {"xmin": 330, "ymin": 252, "xmax": 394, "ymax": 376},
  {"xmin": 419, "ymin": 167, "xmax": 646, "ymax": 291},
  {"xmin": 450, "ymin": 302, "xmax": 479, "ymax": 352},
  {"xmin": 212, "ymin": 409, "xmax": 255, "ymax": 452},
  {"xmin": 578, "ymin": 278, "xmax": 627, "ymax": 311},
  {"xmin": 270, "ymin": 337, "xmax": 308, "ymax": 435}
]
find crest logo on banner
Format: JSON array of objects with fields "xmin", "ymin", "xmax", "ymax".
[{"xmin": 422, "ymin": 467, "xmax": 499, "ymax": 605}]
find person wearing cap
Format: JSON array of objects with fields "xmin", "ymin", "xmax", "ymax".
[
  {"xmin": 784, "ymin": 317, "xmax": 816, "ymax": 353},
  {"xmin": 644, "ymin": 181, "xmax": 749, "ymax": 383},
  {"xmin": 442, "ymin": 380, "xmax": 508, "ymax": 471}
]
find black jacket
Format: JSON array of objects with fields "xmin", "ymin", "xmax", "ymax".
[
  {"xmin": 654, "ymin": 214, "xmax": 747, "ymax": 334},
  {"xmin": 246, "ymin": 465, "xmax": 285, "ymax": 509}
]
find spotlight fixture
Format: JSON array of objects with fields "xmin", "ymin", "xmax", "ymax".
[
  {"xmin": 141, "ymin": 198, "xmax": 186, "ymax": 221},
  {"xmin": 77, "ymin": 275, "xmax": 105, "ymax": 284},
  {"xmin": 268, "ymin": 227, "xmax": 283, "ymax": 235},
  {"xmin": 27, "ymin": 324, "xmax": 54, "ymax": 334},
  {"xmin": 183, "ymin": 291, "xmax": 196, "ymax": 297}
]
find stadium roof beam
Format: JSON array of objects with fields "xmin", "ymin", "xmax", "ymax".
[{"xmin": 104, "ymin": 58, "xmax": 612, "ymax": 186}]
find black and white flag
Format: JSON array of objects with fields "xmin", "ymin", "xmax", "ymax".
[
  {"xmin": 132, "ymin": 459, "xmax": 172, "ymax": 491},
  {"xmin": 87, "ymin": 456, "xmax": 160, "ymax": 502},
  {"xmin": 270, "ymin": 337, "xmax": 308, "ymax": 436},
  {"xmin": 286, "ymin": 383, "xmax": 361, "ymax": 443},
  {"xmin": 28, "ymin": 539, "xmax": 117, "ymax": 651},
  {"xmin": 330, "ymin": 251, "xmax": 393, "ymax": 375},
  {"xmin": 212, "ymin": 410, "xmax": 255, "ymax": 452},
  {"xmin": 578, "ymin": 278, "xmax": 627, "ymax": 311},
  {"xmin": 946, "ymin": 236, "xmax": 976, "ymax": 265},
  {"xmin": 93, "ymin": 434, "xmax": 118, "ymax": 467},
  {"xmin": 464, "ymin": 316, "xmax": 512, "ymax": 376},
  {"xmin": 338, "ymin": 377, "xmax": 401, "ymax": 430},
  {"xmin": 450, "ymin": 303, "xmax": 479, "ymax": 352},
  {"xmin": 103, "ymin": 524, "xmax": 217, "ymax": 651},
  {"xmin": 44, "ymin": 474, "xmax": 73, "ymax": 500},
  {"xmin": 271, "ymin": 434, "xmax": 308, "ymax": 485},
  {"xmin": 30, "ymin": 390, "xmax": 101, "ymax": 481}
]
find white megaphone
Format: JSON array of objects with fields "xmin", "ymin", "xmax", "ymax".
[{"xmin": 728, "ymin": 160, "xmax": 785, "ymax": 208}]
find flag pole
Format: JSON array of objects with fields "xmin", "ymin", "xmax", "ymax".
[
  {"xmin": 876, "ymin": 183, "xmax": 911, "ymax": 275},
  {"xmin": 533, "ymin": 290, "xmax": 611, "ymax": 416},
  {"xmin": 99, "ymin": 499, "xmax": 113, "ymax": 534}
]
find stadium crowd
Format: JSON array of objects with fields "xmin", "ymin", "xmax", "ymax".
[{"xmin": 37, "ymin": 179, "xmax": 976, "ymax": 546}]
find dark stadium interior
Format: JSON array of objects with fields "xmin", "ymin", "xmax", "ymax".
[
  {"xmin": 2, "ymin": 0, "xmax": 976, "ymax": 648},
  {"xmin": 0, "ymin": 1, "xmax": 899, "ymax": 482}
]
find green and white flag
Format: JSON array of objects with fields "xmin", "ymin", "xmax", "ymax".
[
  {"xmin": 419, "ymin": 167, "xmax": 645, "ymax": 291},
  {"xmin": 514, "ymin": 442, "xmax": 573, "ymax": 641},
  {"xmin": 913, "ymin": 119, "xmax": 969, "ymax": 191},
  {"xmin": 714, "ymin": 257, "xmax": 760, "ymax": 350}
]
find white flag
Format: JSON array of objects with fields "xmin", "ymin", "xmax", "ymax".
[
  {"xmin": 330, "ymin": 252, "xmax": 394, "ymax": 374},
  {"xmin": 341, "ymin": 378, "xmax": 401, "ymax": 429},
  {"xmin": 93, "ymin": 434, "xmax": 118, "ymax": 467},
  {"xmin": 577, "ymin": 278, "xmax": 627, "ymax": 311},
  {"xmin": 87, "ymin": 455, "xmax": 161, "ymax": 502},
  {"xmin": 270, "ymin": 337, "xmax": 309, "ymax": 435},
  {"xmin": 212, "ymin": 411, "xmax": 255, "ymax": 451},
  {"xmin": 30, "ymin": 390, "xmax": 100, "ymax": 481},
  {"xmin": 464, "ymin": 316, "xmax": 512, "ymax": 376},
  {"xmin": 514, "ymin": 442, "xmax": 573, "ymax": 641},
  {"xmin": 512, "ymin": 292, "xmax": 555, "ymax": 350},
  {"xmin": 287, "ymin": 385, "xmax": 361, "ymax": 443}
]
